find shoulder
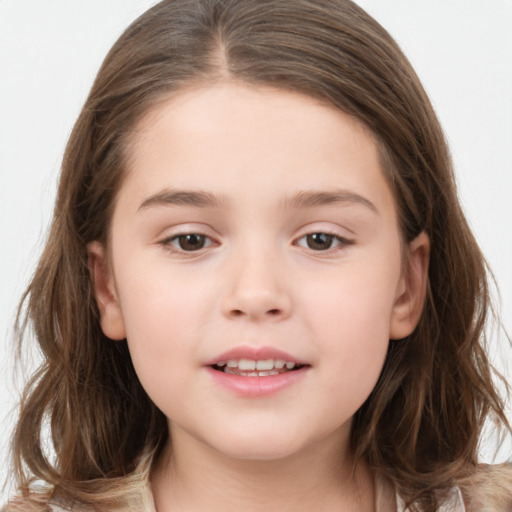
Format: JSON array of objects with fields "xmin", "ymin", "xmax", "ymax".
[{"xmin": 459, "ymin": 463, "xmax": 512, "ymax": 512}]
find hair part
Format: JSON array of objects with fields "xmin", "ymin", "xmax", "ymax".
[{"xmin": 6, "ymin": 1, "xmax": 510, "ymax": 511}]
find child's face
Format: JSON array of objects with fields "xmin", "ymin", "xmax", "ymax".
[{"xmin": 90, "ymin": 84, "xmax": 428, "ymax": 462}]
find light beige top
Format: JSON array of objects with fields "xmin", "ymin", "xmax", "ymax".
[
  {"xmin": 49, "ymin": 475, "xmax": 467, "ymax": 512},
  {"xmin": 375, "ymin": 473, "xmax": 465, "ymax": 512}
]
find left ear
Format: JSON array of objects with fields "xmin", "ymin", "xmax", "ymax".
[{"xmin": 389, "ymin": 231, "xmax": 430, "ymax": 340}]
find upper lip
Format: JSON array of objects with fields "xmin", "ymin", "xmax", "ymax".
[{"xmin": 204, "ymin": 345, "xmax": 308, "ymax": 366}]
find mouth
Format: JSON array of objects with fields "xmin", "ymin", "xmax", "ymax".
[
  {"xmin": 205, "ymin": 348, "xmax": 309, "ymax": 396},
  {"xmin": 211, "ymin": 358, "xmax": 307, "ymax": 377}
]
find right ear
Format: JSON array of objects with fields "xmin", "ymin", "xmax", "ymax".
[{"xmin": 87, "ymin": 241, "xmax": 126, "ymax": 340}]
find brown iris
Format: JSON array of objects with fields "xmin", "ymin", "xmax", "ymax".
[
  {"xmin": 306, "ymin": 233, "xmax": 335, "ymax": 250},
  {"xmin": 177, "ymin": 234, "xmax": 206, "ymax": 251}
]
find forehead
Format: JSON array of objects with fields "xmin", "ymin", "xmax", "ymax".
[
  {"xmin": 132, "ymin": 83, "xmax": 377, "ymax": 156},
  {"xmin": 119, "ymin": 83, "xmax": 395, "ymax": 218}
]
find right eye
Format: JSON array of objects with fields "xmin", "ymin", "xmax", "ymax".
[
  {"xmin": 295, "ymin": 232, "xmax": 353, "ymax": 252},
  {"xmin": 161, "ymin": 233, "xmax": 215, "ymax": 252}
]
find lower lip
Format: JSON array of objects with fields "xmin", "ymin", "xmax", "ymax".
[{"xmin": 205, "ymin": 366, "xmax": 309, "ymax": 397}]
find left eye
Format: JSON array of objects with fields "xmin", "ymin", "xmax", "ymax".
[
  {"xmin": 166, "ymin": 233, "xmax": 213, "ymax": 251},
  {"xmin": 296, "ymin": 232, "xmax": 351, "ymax": 251}
]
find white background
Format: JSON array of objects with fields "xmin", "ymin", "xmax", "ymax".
[{"xmin": 1, "ymin": 0, "xmax": 511, "ymax": 498}]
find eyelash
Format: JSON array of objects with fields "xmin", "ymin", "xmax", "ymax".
[{"xmin": 158, "ymin": 230, "xmax": 354, "ymax": 255}]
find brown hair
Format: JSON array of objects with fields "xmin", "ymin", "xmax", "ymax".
[{"xmin": 5, "ymin": 1, "xmax": 510, "ymax": 510}]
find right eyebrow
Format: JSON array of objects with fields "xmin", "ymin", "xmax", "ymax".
[{"xmin": 137, "ymin": 189, "xmax": 229, "ymax": 211}]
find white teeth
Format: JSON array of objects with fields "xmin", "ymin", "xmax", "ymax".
[
  {"xmin": 238, "ymin": 359, "xmax": 256, "ymax": 371},
  {"xmin": 260, "ymin": 370, "xmax": 279, "ymax": 376},
  {"xmin": 217, "ymin": 359, "xmax": 300, "ymax": 371},
  {"xmin": 256, "ymin": 359, "xmax": 274, "ymax": 371},
  {"xmin": 223, "ymin": 367, "xmax": 282, "ymax": 377}
]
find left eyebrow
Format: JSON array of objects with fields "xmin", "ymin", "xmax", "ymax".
[{"xmin": 284, "ymin": 189, "xmax": 379, "ymax": 214}]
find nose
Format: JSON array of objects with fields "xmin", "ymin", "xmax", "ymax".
[{"xmin": 221, "ymin": 247, "xmax": 292, "ymax": 322}]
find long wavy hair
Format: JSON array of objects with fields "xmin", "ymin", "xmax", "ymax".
[{"xmin": 5, "ymin": 1, "xmax": 510, "ymax": 510}]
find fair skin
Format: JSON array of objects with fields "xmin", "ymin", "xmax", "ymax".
[{"xmin": 89, "ymin": 84, "xmax": 429, "ymax": 512}]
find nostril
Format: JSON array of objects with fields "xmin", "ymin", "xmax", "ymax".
[{"xmin": 229, "ymin": 308, "xmax": 281, "ymax": 318}]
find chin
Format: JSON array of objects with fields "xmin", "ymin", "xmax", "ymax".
[{"xmin": 207, "ymin": 429, "xmax": 313, "ymax": 463}]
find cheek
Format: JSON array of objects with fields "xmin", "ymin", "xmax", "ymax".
[
  {"xmin": 304, "ymin": 258, "xmax": 399, "ymax": 334},
  {"xmin": 114, "ymin": 265, "xmax": 220, "ymax": 416},
  {"xmin": 297, "ymin": 250, "xmax": 401, "ymax": 383},
  {"xmin": 308, "ymin": 281, "xmax": 394, "ymax": 417},
  {"xmin": 114, "ymin": 259, "xmax": 219, "ymax": 374}
]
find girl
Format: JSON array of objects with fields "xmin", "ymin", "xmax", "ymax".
[{"xmin": 3, "ymin": 1, "xmax": 511, "ymax": 511}]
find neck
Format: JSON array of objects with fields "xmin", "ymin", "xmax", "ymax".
[{"xmin": 151, "ymin": 426, "xmax": 375, "ymax": 512}]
